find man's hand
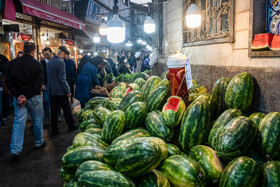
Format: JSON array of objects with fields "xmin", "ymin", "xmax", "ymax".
[
  {"xmin": 67, "ymin": 93, "xmax": 71, "ymax": 98},
  {"xmin": 17, "ymin": 95, "xmax": 28, "ymax": 105},
  {"xmin": 41, "ymin": 84, "xmax": 46, "ymax": 91}
]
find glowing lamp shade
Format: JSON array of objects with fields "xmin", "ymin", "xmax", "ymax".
[
  {"xmin": 186, "ymin": 4, "xmax": 201, "ymax": 28},
  {"xmin": 107, "ymin": 14, "xmax": 125, "ymax": 44},
  {"xmin": 93, "ymin": 33, "xmax": 101, "ymax": 43},
  {"xmin": 74, "ymin": 46, "xmax": 77, "ymax": 50},
  {"xmin": 46, "ymin": 40, "xmax": 50, "ymax": 45},
  {"xmin": 126, "ymin": 40, "xmax": 133, "ymax": 47},
  {"xmin": 144, "ymin": 16, "xmax": 156, "ymax": 34},
  {"xmin": 99, "ymin": 23, "xmax": 107, "ymax": 36}
]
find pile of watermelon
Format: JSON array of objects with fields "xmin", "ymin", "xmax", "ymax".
[{"xmin": 61, "ymin": 72, "xmax": 280, "ymax": 187}]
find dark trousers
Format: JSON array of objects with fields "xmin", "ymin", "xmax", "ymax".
[
  {"xmin": 50, "ymin": 95, "xmax": 75, "ymax": 131},
  {"xmin": 80, "ymin": 102, "xmax": 86, "ymax": 109},
  {"xmin": 69, "ymin": 83, "xmax": 75, "ymax": 100}
]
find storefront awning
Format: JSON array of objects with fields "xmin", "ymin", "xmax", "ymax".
[{"xmin": 20, "ymin": 0, "xmax": 85, "ymax": 30}]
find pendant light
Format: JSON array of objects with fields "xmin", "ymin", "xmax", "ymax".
[
  {"xmin": 144, "ymin": 4, "xmax": 155, "ymax": 34},
  {"xmin": 186, "ymin": 2, "xmax": 201, "ymax": 28},
  {"xmin": 107, "ymin": 0, "xmax": 125, "ymax": 43},
  {"xmin": 93, "ymin": 33, "xmax": 101, "ymax": 43},
  {"xmin": 99, "ymin": 22, "xmax": 107, "ymax": 36},
  {"xmin": 126, "ymin": 40, "xmax": 133, "ymax": 47}
]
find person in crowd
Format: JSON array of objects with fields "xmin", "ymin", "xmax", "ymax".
[
  {"xmin": 5, "ymin": 42, "xmax": 46, "ymax": 162},
  {"xmin": 118, "ymin": 56, "xmax": 131, "ymax": 74},
  {"xmin": 141, "ymin": 54, "xmax": 151, "ymax": 72},
  {"xmin": 16, "ymin": 51, "xmax": 24, "ymax": 58},
  {"xmin": 64, "ymin": 54, "xmax": 77, "ymax": 104},
  {"xmin": 107, "ymin": 51, "xmax": 119, "ymax": 77},
  {"xmin": 99, "ymin": 53, "xmax": 113, "ymax": 86},
  {"xmin": 0, "ymin": 54, "xmax": 10, "ymax": 119},
  {"xmin": 75, "ymin": 56, "xmax": 107, "ymax": 108},
  {"xmin": 47, "ymin": 46, "xmax": 76, "ymax": 136},
  {"xmin": 41, "ymin": 47, "xmax": 53, "ymax": 126},
  {"xmin": 0, "ymin": 71, "xmax": 4, "ymax": 126},
  {"xmin": 127, "ymin": 51, "xmax": 135, "ymax": 70},
  {"xmin": 120, "ymin": 50, "xmax": 126, "ymax": 57}
]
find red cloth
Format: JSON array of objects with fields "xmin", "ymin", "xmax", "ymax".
[
  {"xmin": 4, "ymin": 0, "xmax": 16, "ymax": 21},
  {"xmin": 20, "ymin": 0, "xmax": 85, "ymax": 30}
]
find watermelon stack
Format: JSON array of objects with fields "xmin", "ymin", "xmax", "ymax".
[{"xmin": 61, "ymin": 71, "xmax": 280, "ymax": 186}]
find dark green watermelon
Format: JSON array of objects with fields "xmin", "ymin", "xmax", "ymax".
[
  {"xmin": 60, "ymin": 168, "xmax": 75, "ymax": 183},
  {"xmin": 146, "ymin": 86, "xmax": 169, "ymax": 112},
  {"xmin": 166, "ymin": 143, "xmax": 181, "ymax": 156},
  {"xmin": 75, "ymin": 160, "xmax": 113, "ymax": 179},
  {"xmin": 124, "ymin": 102, "xmax": 147, "ymax": 129},
  {"xmin": 262, "ymin": 161, "xmax": 280, "ymax": 187},
  {"xmin": 112, "ymin": 128, "xmax": 150, "ymax": 143},
  {"xmin": 249, "ymin": 112, "xmax": 265, "ymax": 127},
  {"xmin": 138, "ymin": 169, "xmax": 170, "ymax": 187},
  {"xmin": 92, "ymin": 106, "xmax": 111, "ymax": 126},
  {"xmin": 119, "ymin": 90, "xmax": 143, "ymax": 111}
]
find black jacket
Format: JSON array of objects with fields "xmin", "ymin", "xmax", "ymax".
[
  {"xmin": 5, "ymin": 54, "xmax": 44, "ymax": 99},
  {"xmin": 41, "ymin": 59, "xmax": 48, "ymax": 85}
]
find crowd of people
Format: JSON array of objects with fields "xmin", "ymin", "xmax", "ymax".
[{"xmin": 0, "ymin": 42, "xmax": 155, "ymax": 162}]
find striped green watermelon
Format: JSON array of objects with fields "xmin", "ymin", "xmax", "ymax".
[
  {"xmin": 134, "ymin": 77, "xmax": 146, "ymax": 88},
  {"xmin": 146, "ymin": 86, "xmax": 169, "ymax": 112},
  {"xmin": 179, "ymin": 100, "xmax": 211, "ymax": 152},
  {"xmin": 112, "ymin": 128, "xmax": 150, "ymax": 143},
  {"xmin": 75, "ymin": 160, "xmax": 113, "ymax": 179},
  {"xmin": 219, "ymin": 156, "xmax": 260, "ymax": 187},
  {"xmin": 103, "ymin": 99, "xmax": 120, "ymax": 111},
  {"xmin": 162, "ymin": 96, "xmax": 186, "ymax": 128},
  {"xmin": 249, "ymin": 112, "xmax": 266, "ymax": 127},
  {"xmin": 65, "ymin": 179, "xmax": 78, "ymax": 187},
  {"xmin": 189, "ymin": 84, "xmax": 207, "ymax": 95},
  {"xmin": 189, "ymin": 145, "xmax": 223, "ymax": 181},
  {"xmin": 188, "ymin": 93, "xmax": 200, "ymax": 104},
  {"xmin": 194, "ymin": 93, "xmax": 215, "ymax": 119},
  {"xmin": 84, "ymin": 127, "xmax": 102, "ymax": 135},
  {"xmin": 258, "ymin": 112, "xmax": 280, "ymax": 160},
  {"xmin": 212, "ymin": 77, "xmax": 231, "ymax": 118},
  {"xmin": 87, "ymin": 97, "xmax": 109, "ymax": 109},
  {"xmin": 216, "ymin": 116, "xmax": 258, "ymax": 162},
  {"xmin": 101, "ymin": 110, "xmax": 125, "ymax": 144},
  {"xmin": 77, "ymin": 170, "xmax": 134, "ymax": 187},
  {"xmin": 119, "ymin": 90, "xmax": 143, "ymax": 111},
  {"xmin": 60, "ymin": 168, "xmax": 75, "ymax": 182},
  {"xmin": 138, "ymin": 169, "xmax": 170, "ymax": 187},
  {"xmin": 72, "ymin": 132, "xmax": 108, "ymax": 149},
  {"xmin": 104, "ymin": 137, "xmax": 168, "ymax": 166},
  {"xmin": 110, "ymin": 90, "xmax": 124, "ymax": 98},
  {"xmin": 208, "ymin": 109, "xmax": 242, "ymax": 149},
  {"xmin": 145, "ymin": 111, "xmax": 173, "ymax": 142},
  {"xmin": 156, "ymin": 79, "xmax": 170, "ymax": 90},
  {"xmin": 62, "ymin": 146, "xmax": 105, "ymax": 172},
  {"xmin": 225, "ymin": 72, "xmax": 254, "ymax": 112},
  {"xmin": 166, "ymin": 143, "xmax": 181, "ymax": 156},
  {"xmin": 160, "ymin": 71, "xmax": 167, "ymax": 80},
  {"xmin": 115, "ymin": 141, "xmax": 162, "ymax": 177},
  {"xmin": 79, "ymin": 110, "xmax": 94, "ymax": 122},
  {"xmin": 124, "ymin": 83, "xmax": 140, "ymax": 96},
  {"xmin": 192, "ymin": 79, "xmax": 197, "ymax": 85},
  {"xmin": 262, "ymin": 161, "xmax": 280, "ymax": 187},
  {"xmin": 124, "ymin": 102, "xmax": 146, "ymax": 129},
  {"xmin": 118, "ymin": 82, "xmax": 127, "ymax": 90},
  {"xmin": 66, "ymin": 145, "xmax": 75, "ymax": 152},
  {"xmin": 142, "ymin": 76, "xmax": 161, "ymax": 100},
  {"xmin": 92, "ymin": 106, "xmax": 111, "ymax": 126},
  {"xmin": 161, "ymin": 155, "xmax": 206, "ymax": 187},
  {"xmin": 78, "ymin": 119, "xmax": 99, "ymax": 132}
]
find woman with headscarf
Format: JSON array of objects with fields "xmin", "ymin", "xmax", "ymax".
[
  {"xmin": 118, "ymin": 56, "xmax": 131, "ymax": 75},
  {"xmin": 141, "ymin": 53, "xmax": 151, "ymax": 72},
  {"xmin": 75, "ymin": 55, "xmax": 107, "ymax": 108},
  {"xmin": 107, "ymin": 51, "xmax": 119, "ymax": 77}
]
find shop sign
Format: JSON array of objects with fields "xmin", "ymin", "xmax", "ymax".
[
  {"xmin": 64, "ymin": 39, "xmax": 75, "ymax": 46},
  {"xmin": 185, "ymin": 58, "xmax": 193, "ymax": 90},
  {"xmin": 13, "ymin": 33, "xmax": 33, "ymax": 41}
]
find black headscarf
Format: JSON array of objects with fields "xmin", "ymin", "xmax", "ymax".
[
  {"xmin": 91, "ymin": 56, "xmax": 105, "ymax": 67},
  {"xmin": 77, "ymin": 55, "xmax": 91, "ymax": 75}
]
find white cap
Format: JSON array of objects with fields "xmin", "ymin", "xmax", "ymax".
[{"xmin": 166, "ymin": 52, "xmax": 187, "ymax": 68}]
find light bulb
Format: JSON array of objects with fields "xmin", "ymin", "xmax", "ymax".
[
  {"xmin": 146, "ymin": 45, "xmax": 152, "ymax": 51},
  {"xmin": 79, "ymin": 49, "xmax": 83, "ymax": 53},
  {"xmin": 87, "ymin": 53, "xmax": 91, "ymax": 56},
  {"xmin": 142, "ymin": 41, "xmax": 147, "ymax": 45},
  {"xmin": 46, "ymin": 40, "xmax": 50, "ymax": 45},
  {"xmin": 144, "ymin": 16, "xmax": 156, "ymax": 34},
  {"xmin": 99, "ymin": 23, "xmax": 107, "ymax": 36},
  {"xmin": 126, "ymin": 41, "xmax": 133, "ymax": 47},
  {"xmin": 186, "ymin": 4, "xmax": 201, "ymax": 28},
  {"xmin": 107, "ymin": 14, "xmax": 126, "ymax": 43},
  {"xmin": 93, "ymin": 33, "xmax": 101, "ymax": 43},
  {"xmin": 74, "ymin": 46, "xmax": 77, "ymax": 50},
  {"xmin": 137, "ymin": 39, "xmax": 143, "ymax": 43}
]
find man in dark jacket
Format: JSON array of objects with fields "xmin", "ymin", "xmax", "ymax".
[
  {"xmin": 141, "ymin": 54, "xmax": 151, "ymax": 72},
  {"xmin": 64, "ymin": 54, "xmax": 76, "ymax": 103},
  {"xmin": 47, "ymin": 46, "xmax": 76, "ymax": 136},
  {"xmin": 5, "ymin": 42, "xmax": 46, "ymax": 162}
]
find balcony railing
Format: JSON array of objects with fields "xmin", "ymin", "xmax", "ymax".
[{"xmin": 37, "ymin": 0, "xmax": 72, "ymax": 13}]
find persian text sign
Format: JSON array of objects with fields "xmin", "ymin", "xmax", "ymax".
[{"xmin": 185, "ymin": 58, "xmax": 193, "ymax": 90}]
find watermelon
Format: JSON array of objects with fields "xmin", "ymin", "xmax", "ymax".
[
  {"xmin": 119, "ymin": 90, "xmax": 143, "ymax": 111},
  {"xmin": 138, "ymin": 169, "xmax": 170, "ymax": 187},
  {"xmin": 65, "ymin": 179, "xmax": 78, "ymax": 187},
  {"xmin": 189, "ymin": 145, "xmax": 223, "ymax": 181},
  {"xmin": 189, "ymin": 84, "xmax": 207, "ymax": 95},
  {"xmin": 188, "ymin": 93, "xmax": 200, "ymax": 104},
  {"xmin": 160, "ymin": 71, "xmax": 167, "ymax": 80},
  {"xmin": 124, "ymin": 102, "xmax": 147, "ymax": 129},
  {"xmin": 124, "ymin": 83, "xmax": 140, "ymax": 96},
  {"xmin": 161, "ymin": 155, "xmax": 206, "ymax": 187},
  {"xmin": 194, "ymin": 93, "xmax": 215, "ymax": 118},
  {"xmin": 179, "ymin": 100, "xmax": 211, "ymax": 152},
  {"xmin": 84, "ymin": 127, "xmax": 102, "ymax": 135},
  {"xmin": 141, "ymin": 72, "xmax": 150, "ymax": 80},
  {"xmin": 78, "ymin": 119, "xmax": 99, "ymax": 132},
  {"xmin": 92, "ymin": 106, "xmax": 111, "ymax": 126},
  {"xmin": 85, "ymin": 123, "xmax": 100, "ymax": 130},
  {"xmin": 103, "ymin": 137, "xmax": 168, "ymax": 166},
  {"xmin": 162, "ymin": 96, "xmax": 186, "ymax": 128},
  {"xmin": 258, "ymin": 112, "xmax": 280, "ymax": 160},
  {"xmin": 208, "ymin": 109, "xmax": 242, "ymax": 149},
  {"xmin": 87, "ymin": 97, "xmax": 108, "ymax": 109},
  {"xmin": 61, "ymin": 146, "xmax": 104, "ymax": 172},
  {"xmin": 72, "ymin": 132, "xmax": 108, "ymax": 149},
  {"xmin": 77, "ymin": 170, "xmax": 134, "ymax": 187},
  {"xmin": 156, "ymin": 79, "xmax": 170, "ymax": 90},
  {"xmin": 118, "ymin": 82, "xmax": 127, "ymax": 90},
  {"xmin": 60, "ymin": 168, "xmax": 75, "ymax": 182},
  {"xmin": 146, "ymin": 86, "xmax": 169, "ymax": 112},
  {"xmin": 251, "ymin": 33, "xmax": 273, "ymax": 51},
  {"xmin": 66, "ymin": 145, "xmax": 76, "ymax": 152},
  {"xmin": 219, "ymin": 157, "xmax": 260, "ymax": 187},
  {"xmin": 112, "ymin": 128, "xmax": 150, "ymax": 143},
  {"xmin": 262, "ymin": 161, "xmax": 280, "ymax": 187},
  {"xmin": 249, "ymin": 112, "xmax": 265, "ymax": 127},
  {"xmin": 103, "ymin": 99, "xmax": 120, "ymax": 111},
  {"xmin": 79, "ymin": 110, "xmax": 94, "ymax": 122},
  {"xmin": 192, "ymin": 79, "xmax": 197, "ymax": 85},
  {"xmin": 225, "ymin": 72, "xmax": 254, "ymax": 112},
  {"xmin": 134, "ymin": 77, "xmax": 146, "ymax": 88},
  {"xmin": 110, "ymin": 90, "xmax": 124, "ymax": 98},
  {"xmin": 212, "ymin": 77, "xmax": 231, "ymax": 118},
  {"xmin": 142, "ymin": 76, "xmax": 161, "ymax": 99},
  {"xmin": 115, "ymin": 141, "xmax": 162, "ymax": 177},
  {"xmin": 216, "ymin": 116, "xmax": 258, "ymax": 162},
  {"xmin": 145, "ymin": 111, "xmax": 173, "ymax": 142},
  {"xmin": 75, "ymin": 160, "xmax": 113, "ymax": 179},
  {"xmin": 166, "ymin": 143, "xmax": 181, "ymax": 156},
  {"xmin": 101, "ymin": 110, "xmax": 125, "ymax": 144}
]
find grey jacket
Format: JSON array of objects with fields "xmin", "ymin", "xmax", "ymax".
[{"xmin": 47, "ymin": 56, "xmax": 70, "ymax": 96}]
